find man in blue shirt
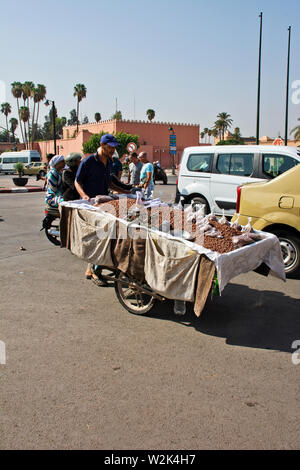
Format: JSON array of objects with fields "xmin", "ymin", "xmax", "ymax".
[{"xmin": 75, "ymin": 134, "xmax": 127, "ymax": 285}]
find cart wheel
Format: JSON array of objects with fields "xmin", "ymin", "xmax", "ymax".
[{"xmin": 114, "ymin": 271, "xmax": 156, "ymax": 315}]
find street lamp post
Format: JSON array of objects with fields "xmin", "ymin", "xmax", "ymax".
[
  {"xmin": 45, "ymin": 99, "xmax": 57, "ymax": 154},
  {"xmin": 284, "ymin": 26, "xmax": 292, "ymax": 146},
  {"xmin": 256, "ymin": 12, "xmax": 263, "ymax": 145},
  {"xmin": 169, "ymin": 127, "xmax": 176, "ymax": 175}
]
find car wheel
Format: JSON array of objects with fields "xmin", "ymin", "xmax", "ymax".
[
  {"xmin": 271, "ymin": 229, "xmax": 300, "ymax": 278},
  {"xmin": 39, "ymin": 170, "xmax": 46, "ymax": 177},
  {"xmin": 188, "ymin": 196, "xmax": 210, "ymax": 215}
]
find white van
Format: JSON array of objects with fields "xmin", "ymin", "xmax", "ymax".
[
  {"xmin": 175, "ymin": 145, "xmax": 300, "ymax": 216},
  {"xmin": 0, "ymin": 150, "xmax": 41, "ymax": 174}
]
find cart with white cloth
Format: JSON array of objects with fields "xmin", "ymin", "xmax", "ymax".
[{"xmin": 59, "ymin": 197, "xmax": 286, "ymax": 316}]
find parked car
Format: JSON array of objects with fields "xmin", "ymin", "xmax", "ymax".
[
  {"xmin": 23, "ymin": 161, "xmax": 47, "ymax": 177},
  {"xmin": 175, "ymin": 145, "xmax": 300, "ymax": 216},
  {"xmin": 0, "ymin": 150, "xmax": 41, "ymax": 174},
  {"xmin": 232, "ymin": 164, "xmax": 300, "ymax": 277}
]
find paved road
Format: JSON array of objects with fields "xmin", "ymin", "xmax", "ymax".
[{"xmin": 0, "ymin": 184, "xmax": 300, "ymax": 450}]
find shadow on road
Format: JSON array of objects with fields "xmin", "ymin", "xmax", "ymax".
[{"xmin": 146, "ymin": 283, "xmax": 300, "ymax": 353}]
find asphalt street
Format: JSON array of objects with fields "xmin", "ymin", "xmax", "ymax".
[{"xmin": 0, "ymin": 179, "xmax": 300, "ymax": 450}]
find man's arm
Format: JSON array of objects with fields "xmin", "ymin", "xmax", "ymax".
[
  {"xmin": 143, "ymin": 171, "xmax": 152, "ymax": 189},
  {"xmin": 110, "ymin": 174, "xmax": 131, "ymax": 194},
  {"xmin": 75, "ymin": 180, "xmax": 90, "ymax": 200}
]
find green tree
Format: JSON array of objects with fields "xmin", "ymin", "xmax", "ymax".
[
  {"xmin": 55, "ymin": 116, "xmax": 67, "ymax": 138},
  {"xmin": 146, "ymin": 109, "xmax": 155, "ymax": 121},
  {"xmin": 215, "ymin": 112, "xmax": 233, "ymax": 140},
  {"xmin": 73, "ymin": 83, "xmax": 87, "ymax": 133},
  {"xmin": 0, "ymin": 130, "xmax": 9, "ymax": 142},
  {"xmin": 22, "ymin": 82, "xmax": 34, "ymax": 146},
  {"xmin": 82, "ymin": 115, "xmax": 89, "ymax": 124},
  {"xmin": 217, "ymin": 139, "xmax": 244, "ymax": 146},
  {"xmin": 68, "ymin": 109, "xmax": 77, "ymax": 125},
  {"xmin": 82, "ymin": 131, "xmax": 139, "ymax": 157},
  {"xmin": 0, "ymin": 102, "xmax": 12, "ymax": 139},
  {"xmin": 291, "ymin": 118, "xmax": 300, "ymax": 140},
  {"xmin": 211, "ymin": 128, "xmax": 219, "ymax": 143},
  {"xmin": 31, "ymin": 84, "xmax": 46, "ymax": 147},
  {"xmin": 232, "ymin": 127, "xmax": 243, "ymax": 143},
  {"xmin": 203, "ymin": 127, "xmax": 209, "ymax": 143},
  {"xmin": 19, "ymin": 106, "xmax": 30, "ymax": 148},
  {"xmin": 9, "ymin": 117, "xmax": 18, "ymax": 142},
  {"xmin": 112, "ymin": 110, "xmax": 122, "ymax": 120},
  {"xmin": 94, "ymin": 112, "xmax": 101, "ymax": 122},
  {"xmin": 11, "ymin": 82, "xmax": 26, "ymax": 146}
]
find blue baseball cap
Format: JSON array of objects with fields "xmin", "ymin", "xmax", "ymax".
[{"xmin": 100, "ymin": 134, "xmax": 120, "ymax": 147}]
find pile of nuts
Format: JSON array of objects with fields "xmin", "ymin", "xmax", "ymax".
[{"xmin": 94, "ymin": 198, "xmax": 262, "ymax": 254}]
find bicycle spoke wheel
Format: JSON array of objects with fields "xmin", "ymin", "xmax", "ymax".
[{"xmin": 114, "ymin": 271, "xmax": 156, "ymax": 315}]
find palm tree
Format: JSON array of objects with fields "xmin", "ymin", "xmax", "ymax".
[
  {"xmin": 73, "ymin": 84, "xmax": 87, "ymax": 133},
  {"xmin": 112, "ymin": 110, "xmax": 122, "ymax": 120},
  {"xmin": 215, "ymin": 112, "xmax": 233, "ymax": 140},
  {"xmin": 203, "ymin": 127, "xmax": 209, "ymax": 144},
  {"xmin": 11, "ymin": 82, "xmax": 26, "ymax": 147},
  {"xmin": 95, "ymin": 112, "xmax": 101, "ymax": 122},
  {"xmin": 208, "ymin": 129, "xmax": 212, "ymax": 144},
  {"xmin": 233, "ymin": 127, "xmax": 242, "ymax": 142},
  {"xmin": 34, "ymin": 84, "xmax": 46, "ymax": 130},
  {"xmin": 9, "ymin": 117, "xmax": 18, "ymax": 142},
  {"xmin": 290, "ymin": 118, "xmax": 300, "ymax": 140},
  {"xmin": 200, "ymin": 131, "xmax": 205, "ymax": 142},
  {"xmin": 211, "ymin": 128, "xmax": 219, "ymax": 143},
  {"xmin": 22, "ymin": 82, "xmax": 34, "ymax": 145},
  {"xmin": 146, "ymin": 109, "xmax": 155, "ymax": 122},
  {"xmin": 19, "ymin": 106, "xmax": 30, "ymax": 149},
  {"xmin": 1, "ymin": 102, "xmax": 12, "ymax": 140}
]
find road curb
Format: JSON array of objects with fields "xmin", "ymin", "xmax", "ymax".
[{"xmin": 0, "ymin": 187, "xmax": 44, "ymax": 194}]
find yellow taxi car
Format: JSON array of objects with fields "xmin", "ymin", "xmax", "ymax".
[
  {"xmin": 23, "ymin": 162, "xmax": 47, "ymax": 177},
  {"xmin": 232, "ymin": 164, "xmax": 300, "ymax": 277}
]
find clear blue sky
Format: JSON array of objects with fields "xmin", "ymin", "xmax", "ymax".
[{"xmin": 1, "ymin": 0, "xmax": 299, "ymax": 139}]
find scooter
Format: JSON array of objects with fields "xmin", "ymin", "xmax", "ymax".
[
  {"xmin": 153, "ymin": 161, "xmax": 168, "ymax": 185},
  {"xmin": 41, "ymin": 207, "xmax": 61, "ymax": 246}
]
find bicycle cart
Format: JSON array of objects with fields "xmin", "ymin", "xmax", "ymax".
[{"xmin": 59, "ymin": 197, "xmax": 286, "ymax": 317}]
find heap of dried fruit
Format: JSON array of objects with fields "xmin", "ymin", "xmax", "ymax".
[{"xmin": 94, "ymin": 198, "xmax": 262, "ymax": 254}]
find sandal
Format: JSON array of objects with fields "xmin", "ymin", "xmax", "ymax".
[{"xmin": 91, "ymin": 273, "xmax": 108, "ymax": 287}]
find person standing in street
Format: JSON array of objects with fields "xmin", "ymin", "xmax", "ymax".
[
  {"xmin": 127, "ymin": 152, "xmax": 142, "ymax": 186},
  {"xmin": 75, "ymin": 134, "xmax": 127, "ymax": 286},
  {"xmin": 138, "ymin": 152, "xmax": 154, "ymax": 199}
]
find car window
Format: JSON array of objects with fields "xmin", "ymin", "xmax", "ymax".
[
  {"xmin": 217, "ymin": 154, "xmax": 231, "ymax": 174},
  {"xmin": 263, "ymin": 154, "xmax": 299, "ymax": 178},
  {"xmin": 187, "ymin": 153, "xmax": 213, "ymax": 172},
  {"xmin": 217, "ymin": 153, "xmax": 254, "ymax": 176},
  {"xmin": 31, "ymin": 156, "xmax": 41, "ymax": 162},
  {"xmin": 230, "ymin": 154, "xmax": 254, "ymax": 176}
]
